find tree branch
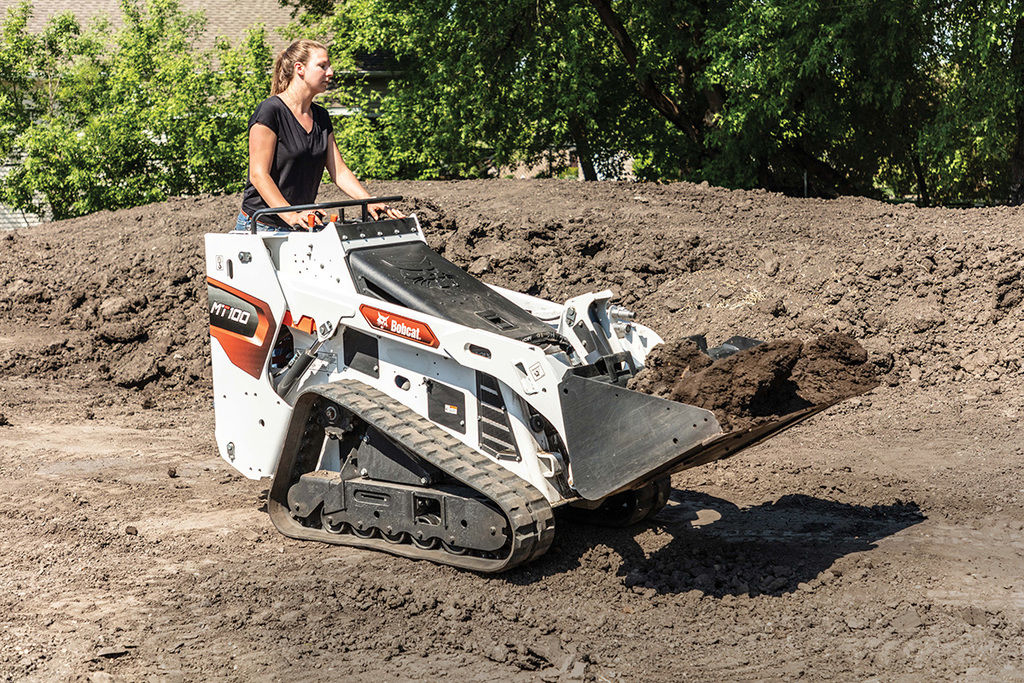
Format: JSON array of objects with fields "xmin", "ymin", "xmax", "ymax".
[
  {"xmin": 568, "ymin": 115, "xmax": 598, "ymax": 180},
  {"xmin": 909, "ymin": 142, "xmax": 930, "ymax": 206},
  {"xmin": 588, "ymin": 0, "xmax": 702, "ymax": 146}
]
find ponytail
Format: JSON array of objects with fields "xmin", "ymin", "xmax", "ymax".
[{"xmin": 271, "ymin": 39, "xmax": 328, "ymax": 95}]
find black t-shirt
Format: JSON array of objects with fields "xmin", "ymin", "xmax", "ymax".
[{"xmin": 241, "ymin": 96, "xmax": 334, "ymax": 228}]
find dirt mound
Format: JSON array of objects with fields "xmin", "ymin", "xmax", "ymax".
[
  {"xmin": 0, "ymin": 199, "xmax": 213, "ymax": 398},
  {"xmin": 1, "ymin": 178, "xmax": 1023, "ymax": 410},
  {"xmin": 629, "ymin": 333, "xmax": 879, "ymax": 430}
]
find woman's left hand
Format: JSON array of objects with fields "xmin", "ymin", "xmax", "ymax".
[{"xmin": 368, "ymin": 202, "xmax": 405, "ymax": 220}]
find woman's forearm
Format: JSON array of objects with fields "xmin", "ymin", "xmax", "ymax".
[
  {"xmin": 325, "ymin": 133, "xmax": 372, "ymax": 199},
  {"xmin": 332, "ymin": 164, "xmax": 372, "ymax": 199}
]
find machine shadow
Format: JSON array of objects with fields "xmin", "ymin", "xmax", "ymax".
[{"xmin": 508, "ymin": 490, "xmax": 925, "ymax": 597}]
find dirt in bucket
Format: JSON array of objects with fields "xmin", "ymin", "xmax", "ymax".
[{"xmin": 628, "ymin": 333, "xmax": 879, "ymax": 431}]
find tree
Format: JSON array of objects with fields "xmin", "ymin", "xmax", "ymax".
[
  {"xmin": 308, "ymin": 0, "xmax": 1024, "ymax": 204},
  {"xmin": 295, "ymin": 0, "xmax": 943, "ymax": 197},
  {"xmin": 914, "ymin": 2, "xmax": 1024, "ymax": 204},
  {"xmin": 0, "ymin": 2, "xmax": 36, "ymax": 162},
  {"xmin": 6, "ymin": 0, "xmax": 1024, "ymax": 211},
  {"xmin": 302, "ymin": 0, "xmax": 659, "ymax": 180},
  {"xmin": 690, "ymin": 0, "xmax": 940, "ymax": 196},
  {"xmin": 0, "ymin": 0, "xmax": 273, "ymax": 219}
]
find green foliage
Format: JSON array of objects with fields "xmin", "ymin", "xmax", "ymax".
[
  {"xmin": 294, "ymin": 0, "xmax": 1024, "ymax": 203},
  {"xmin": 696, "ymin": 0, "xmax": 939, "ymax": 193},
  {"xmin": 296, "ymin": 0, "xmax": 935, "ymax": 192},
  {"xmin": 305, "ymin": 0, "xmax": 648, "ymax": 180},
  {"xmin": 0, "ymin": 0, "xmax": 272, "ymax": 219},
  {"xmin": 910, "ymin": 2, "xmax": 1024, "ymax": 204},
  {"xmin": 331, "ymin": 113, "xmax": 404, "ymax": 179},
  {"xmin": 5, "ymin": 0, "xmax": 1024, "ymax": 213}
]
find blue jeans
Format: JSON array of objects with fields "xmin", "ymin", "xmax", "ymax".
[{"xmin": 233, "ymin": 211, "xmax": 288, "ymax": 233}]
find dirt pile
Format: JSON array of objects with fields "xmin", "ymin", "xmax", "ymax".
[
  {"xmin": 0, "ymin": 198, "xmax": 213, "ymax": 396},
  {"xmin": 1, "ymin": 178, "xmax": 1023, "ymax": 408},
  {"xmin": 629, "ymin": 333, "xmax": 879, "ymax": 430}
]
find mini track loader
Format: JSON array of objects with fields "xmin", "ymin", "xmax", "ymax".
[{"xmin": 206, "ymin": 197, "xmax": 833, "ymax": 571}]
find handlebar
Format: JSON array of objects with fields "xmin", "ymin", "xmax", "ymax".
[{"xmin": 248, "ymin": 196, "xmax": 404, "ymax": 234}]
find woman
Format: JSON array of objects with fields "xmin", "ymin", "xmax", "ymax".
[{"xmin": 236, "ymin": 39, "xmax": 401, "ymax": 232}]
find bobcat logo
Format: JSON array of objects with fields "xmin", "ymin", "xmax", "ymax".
[
  {"xmin": 359, "ymin": 303, "xmax": 439, "ymax": 348},
  {"xmin": 399, "ymin": 265, "xmax": 457, "ymax": 289},
  {"xmin": 383, "ymin": 253, "xmax": 457, "ymax": 290}
]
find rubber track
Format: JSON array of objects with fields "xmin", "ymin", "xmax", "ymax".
[{"xmin": 268, "ymin": 380, "xmax": 555, "ymax": 572}]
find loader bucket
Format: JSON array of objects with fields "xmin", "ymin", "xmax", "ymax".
[{"xmin": 559, "ymin": 373, "xmax": 839, "ymax": 500}]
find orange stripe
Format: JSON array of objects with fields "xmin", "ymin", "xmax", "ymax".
[{"xmin": 207, "ymin": 277, "xmax": 277, "ymax": 379}]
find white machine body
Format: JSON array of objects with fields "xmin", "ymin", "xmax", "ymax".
[{"xmin": 205, "ymin": 215, "xmax": 661, "ymax": 506}]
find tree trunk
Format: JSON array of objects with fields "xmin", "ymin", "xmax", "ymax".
[
  {"xmin": 910, "ymin": 143, "xmax": 930, "ymax": 207},
  {"xmin": 782, "ymin": 144, "xmax": 856, "ymax": 197},
  {"xmin": 1008, "ymin": 17, "xmax": 1024, "ymax": 205},
  {"xmin": 702, "ymin": 85, "xmax": 726, "ymax": 124},
  {"xmin": 588, "ymin": 0, "xmax": 703, "ymax": 148},
  {"xmin": 568, "ymin": 116, "xmax": 598, "ymax": 181}
]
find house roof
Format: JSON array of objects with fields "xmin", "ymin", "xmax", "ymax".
[{"xmin": 0, "ymin": 0, "xmax": 298, "ymax": 52}]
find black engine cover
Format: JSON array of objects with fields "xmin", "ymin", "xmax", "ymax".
[{"xmin": 346, "ymin": 240, "xmax": 555, "ymax": 342}]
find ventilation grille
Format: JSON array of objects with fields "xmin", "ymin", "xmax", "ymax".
[{"xmin": 476, "ymin": 372, "xmax": 520, "ymax": 461}]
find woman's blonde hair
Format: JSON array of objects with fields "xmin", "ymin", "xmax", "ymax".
[{"xmin": 271, "ymin": 39, "xmax": 328, "ymax": 95}]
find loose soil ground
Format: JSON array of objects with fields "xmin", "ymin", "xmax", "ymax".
[{"xmin": 2, "ymin": 179, "xmax": 1023, "ymax": 681}]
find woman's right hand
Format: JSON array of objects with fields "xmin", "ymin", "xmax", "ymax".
[{"xmin": 280, "ymin": 210, "xmax": 312, "ymax": 230}]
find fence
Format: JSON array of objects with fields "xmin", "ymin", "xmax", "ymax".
[{"xmin": 0, "ymin": 162, "xmax": 47, "ymax": 230}]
